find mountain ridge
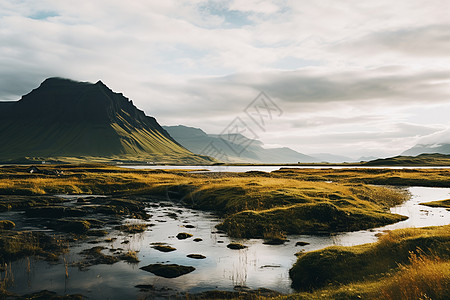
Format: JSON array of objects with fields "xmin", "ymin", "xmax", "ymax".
[{"xmin": 163, "ymin": 124, "xmax": 317, "ymax": 163}]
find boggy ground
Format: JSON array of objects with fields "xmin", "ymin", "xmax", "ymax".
[
  {"xmin": 0, "ymin": 164, "xmax": 416, "ymax": 239},
  {"xmin": 0, "ymin": 164, "xmax": 448, "ymax": 299}
]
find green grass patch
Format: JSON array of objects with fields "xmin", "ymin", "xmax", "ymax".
[
  {"xmin": 289, "ymin": 225, "xmax": 450, "ymax": 292},
  {"xmin": 421, "ymin": 198, "xmax": 450, "ymax": 209}
]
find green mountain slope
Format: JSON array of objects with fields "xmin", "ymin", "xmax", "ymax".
[{"xmin": 0, "ymin": 78, "xmax": 214, "ymax": 164}]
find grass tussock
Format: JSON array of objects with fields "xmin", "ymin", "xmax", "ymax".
[
  {"xmin": 119, "ymin": 250, "xmax": 140, "ymax": 263},
  {"xmin": 115, "ymin": 223, "xmax": 148, "ymax": 234},
  {"xmin": 0, "ymin": 230, "xmax": 67, "ymax": 262},
  {"xmin": 420, "ymin": 198, "xmax": 450, "ymax": 209},
  {"xmin": 380, "ymin": 251, "xmax": 450, "ymax": 300},
  {"xmin": 289, "ymin": 225, "xmax": 450, "ymax": 294}
]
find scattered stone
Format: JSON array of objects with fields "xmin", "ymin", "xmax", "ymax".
[
  {"xmin": 260, "ymin": 265, "xmax": 281, "ymax": 268},
  {"xmin": 193, "ymin": 238, "xmax": 203, "ymax": 242},
  {"xmin": 295, "ymin": 241, "xmax": 310, "ymax": 247},
  {"xmin": 227, "ymin": 242, "xmax": 247, "ymax": 250},
  {"xmin": 187, "ymin": 254, "xmax": 206, "ymax": 259},
  {"xmin": 176, "ymin": 232, "xmax": 193, "ymax": 240},
  {"xmin": 166, "ymin": 212, "xmax": 178, "ymax": 219},
  {"xmin": 140, "ymin": 264, "xmax": 195, "ymax": 278},
  {"xmin": 152, "ymin": 244, "xmax": 177, "ymax": 252},
  {"xmin": 184, "ymin": 224, "xmax": 195, "ymax": 229}
]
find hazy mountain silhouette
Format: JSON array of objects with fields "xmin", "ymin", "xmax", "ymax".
[
  {"xmin": 163, "ymin": 125, "xmax": 317, "ymax": 163},
  {"xmin": 363, "ymin": 153, "xmax": 450, "ymax": 166},
  {"xmin": 0, "ymin": 78, "xmax": 214, "ymax": 164},
  {"xmin": 402, "ymin": 143, "xmax": 450, "ymax": 156}
]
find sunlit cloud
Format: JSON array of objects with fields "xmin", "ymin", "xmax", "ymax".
[{"xmin": 0, "ymin": 0, "xmax": 449, "ymax": 158}]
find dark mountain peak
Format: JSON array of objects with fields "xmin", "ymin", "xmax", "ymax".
[{"xmin": 0, "ymin": 78, "xmax": 213, "ymax": 164}]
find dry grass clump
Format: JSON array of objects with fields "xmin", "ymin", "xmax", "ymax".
[{"xmin": 380, "ymin": 251, "xmax": 450, "ymax": 300}]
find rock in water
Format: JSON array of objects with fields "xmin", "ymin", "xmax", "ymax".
[{"xmin": 140, "ymin": 264, "xmax": 195, "ymax": 278}]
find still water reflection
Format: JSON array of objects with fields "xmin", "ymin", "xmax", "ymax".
[{"xmin": 3, "ymin": 186, "xmax": 450, "ymax": 299}]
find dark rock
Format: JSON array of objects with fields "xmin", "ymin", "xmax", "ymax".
[
  {"xmin": 140, "ymin": 264, "xmax": 195, "ymax": 278},
  {"xmin": 187, "ymin": 254, "xmax": 206, "ymax": 259},
  {"xmin": 295, "ymin": 241, "xmax": 310, "ymax": 246},
  {"xmin": 227, "ymin": 243, "xmax": 247, "ymax": 250},
  {"xmin": 152, "ymin": 244, "xmax": 176, "ymax": 252},
  {"xmin": 176, "ymin": 232, "xmax": 193, "ymax": 240}
]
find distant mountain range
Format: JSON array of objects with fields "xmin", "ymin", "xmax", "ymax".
[
  {"xmin": 402, "ymin": 143, "xmax": 450, "ymax": 156},
  {"xmin": 0, "ymin": 78, "xmax": 214, "ymax": 164},
  {"xmin": 364, "ymin": 153, "xmax": 450, "ymax": 166},
  {"xmin": 163, "ymin": 125, "xmax": 318, "ymax": 164}
]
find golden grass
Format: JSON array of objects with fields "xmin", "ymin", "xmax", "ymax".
[
  {"xmin": 287, "ymin": 225, "xmax": 450, "ymax": 298},
  {"xmin": 380, "ymin": 251, "xmax": 450, "ymax": 300}
]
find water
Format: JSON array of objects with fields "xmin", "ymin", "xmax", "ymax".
[
  {"xmin": 2, "ymin": 187, "xmax": 450, "ymax": 299},
  {"xmin": 121, "ymin": 165, "xmax": 450, "ymax": 172}
]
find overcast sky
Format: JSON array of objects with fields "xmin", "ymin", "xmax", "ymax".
[{"xmin": 1, "ymin": 0, "xmax": 450, "ymax": 158}]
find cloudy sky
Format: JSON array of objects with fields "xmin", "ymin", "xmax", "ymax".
[{"xmin": 1, "ymin": 0, "xmax": 450, "ymax": 159}]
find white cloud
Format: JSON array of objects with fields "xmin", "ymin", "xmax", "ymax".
[{"xmin": 1, "ymin": 0, "xmax": 449, "ymax": 157}]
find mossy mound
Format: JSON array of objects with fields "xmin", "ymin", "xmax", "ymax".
[
  {"xmin": 56, "ymin": 219, "xmax": 91, "ymax": 234},
  {"xmin": 219, "ymin": 202, "xmax": 407, "ymax": 238},
  {"xmin": 421, "ymin": 198, "xmax": 450, "ymax": 209},
  {"xmin": 152, "ymin": 244, "xmax": 176, "ymax": 252},
  {"xmin": 227, "ymin": 243, "xmax": 247, "ymax": 250},
  {"xmin": 289, "ymin": 225, "xmax": 450, "ymax": 291},
  {"xmin": 140, "ymin": 263, "xmax": 195, "ymax": 278},
  {"xmin": 0, "ymin": 230, "xmax": 67, "ymax": 262},
  {"xmin": 115, "ymin": 223, "xmax": 148, "ymax": 234}
]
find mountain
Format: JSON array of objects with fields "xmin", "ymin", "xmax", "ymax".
[
  {"xmin": 402, "ymin": 143, "xmax": 450, "ymax": 156},
  {"xmin": 363, "ymin": 153, "xmax": 450, "ymax": 166},
  {"xmin": 0, "ymin": 78, "xmax": 214, "ymax": 164},
  {"xmin": 163, "ymin": 125, "xmax": 317, "ymax": 163},
  {"xmin": 358, "ymin": 156, "xmax": 379, "ymax": 162}
]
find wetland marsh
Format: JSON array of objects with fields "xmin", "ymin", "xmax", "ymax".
[{"xmin": 0, "ymin": 165, "xmax": 449, "ymax": 299}]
